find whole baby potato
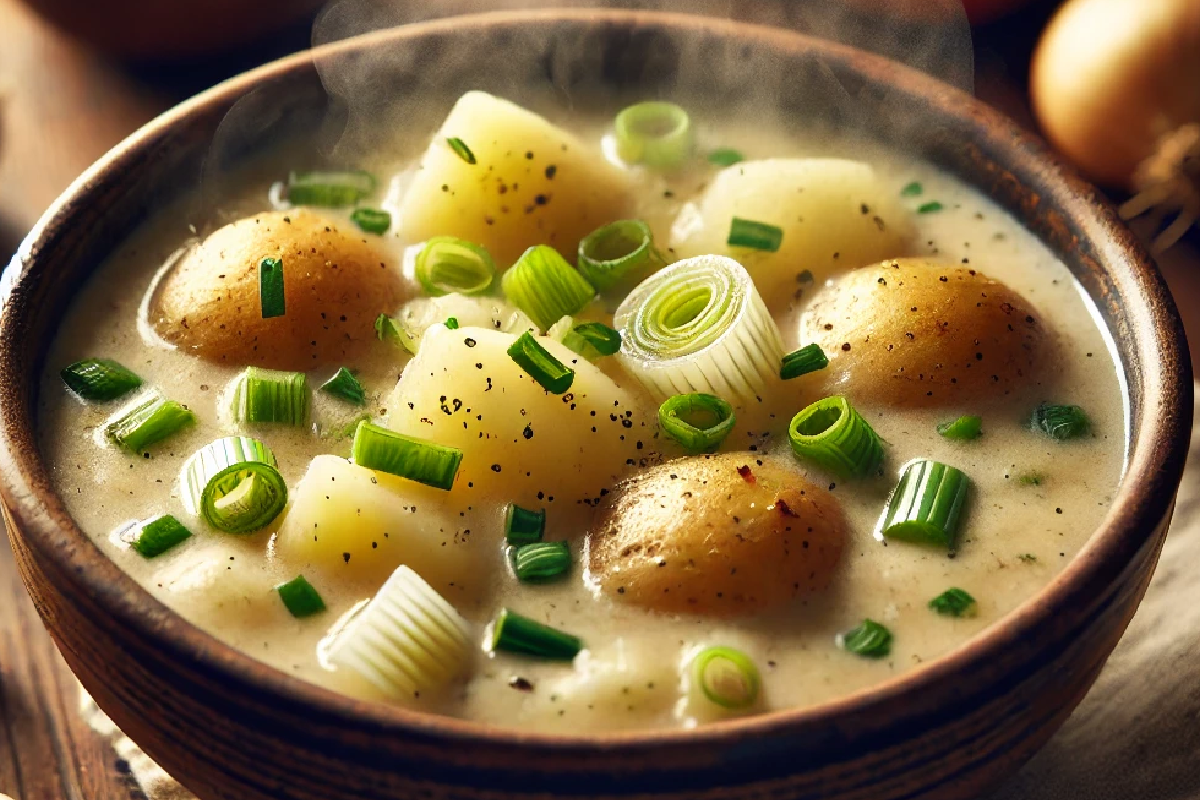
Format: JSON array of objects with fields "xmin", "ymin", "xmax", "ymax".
[
  {"xmin": 587, "ymin": 454, "xmax": 846, "ymax": 616},
  {"xmin": 154, "ymin": 209, "xmax": 402, "ymax": 370}
]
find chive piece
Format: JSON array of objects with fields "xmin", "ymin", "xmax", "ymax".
[
  {"xmin": 513, "ymin": 541, "xmax": 571, "ymax": 583},
  {"xmin": 937, "ymin": 415, "xmax": 983, "ymax": 441},
  {"xmin": 929, "ymin": 588, "xmax": 978, "ymax": 618},
  {"xmin": 507, "ymin": 331, "xmax": 575, "ymax": 395},
  {"xmin": 259, "ymin": 257, "xmax": 286, "ymax": 319},
  {"xmin": 707, "ymin": 148, "xmax": 745, "ymax": 167},
  {"xmin": 351, "ymin": 421, "xmax": 462, "ymax": 490},
  {"xmin": 416, "ymin": 236, "xmax": 497, "ymax": 297},
  {"xmin": 445, "ymin": 317, "xmax": 460, "ymax": 330},
  {"xmin": 504, "ymin": 503, "xmax": 545, "ymax": 546},
  {"xmin": 276, "ymin": 575, "xmax": 327, "ymax": 618},
  {"xmin": 900, "ymin": 181, "xmax": 923, "ymax": 197},
  {"xmin": 1017, "ymin": 471, "xmax": 1046, "ymax": 486},
  {"xmin": 916, "ymin": 201, "xmax": 944, "ymax": 214},
  {"xmin": 131, "ymin": 515, "xmax": 192, "ymax": 558},
  {"xmin": 181, "ymin": 437, "xmax": 288, "ymax": 534},
  {"xmin": 502, "ymin": 245, "xmax": 595, "ymax": 331},
  {"xmin": 577, "ymin": 219, "xmax": 665, "ymax": 292},
  {"xmin": 60, "ymin": 358, "xmax": 143, "ymax": 402},
  {"xmin": 614, "ymin": 101, "xmax": 693, "ymax": 169},
  {"xmin": 230, "ymin": 367, "xmax": 309, "ymax": 426},
  {"xmin": 447, "ymin": 137, "xmax": 476, "ymax": 165},
  {"xmin": 1031, "ymin": 402, "xmax": 1090, "ymax": 440},
  {"xmin": 286, "ymin": 170, "xmax": 376, "ymax": 207},
  {"xmin": 350, "ymin": 207, "xmax": 391, "ymax": 235},
  {"xmin": 659, "ymin": 393, "xmax": 736, "ymax": 455},
  {"xmin": 689, "ymin": 646, "xmax": 761, "ymax": 710},
  {"xmin": 488, "ymin": 608, "xmax": 582, "ymax": 661},
  {"xmin": 727, "ymin": 217, "xmax": 784, "ymax": 252},
  {"xmin": 881, "ymin": 459, "xmax": 971, "ymax": 549},
  {"xmin": 838, "ymin": 619, "xmax": 892, "ymax": 659},
  {"xmin": 780, "ymin": 344, "xmax": 829, "ymax": 380},
  {"xmin": 106, "ymin": 394, "xmax": 195, "ymax": 452},
  {"xmin": 561, "ymin": 322, "xmax": 622, "ymax": 360},
  {"xmin": 788, "ymin": 396, "xmax": 883, "ymax": 479},
  {"xmin": 320, "ymin": 367, "xmax": 365, "ymax": 406}
]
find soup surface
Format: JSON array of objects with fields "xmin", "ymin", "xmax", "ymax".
[{"xmin": 39, "ymin": 92, "xmax": 1126, "ymax": 732}]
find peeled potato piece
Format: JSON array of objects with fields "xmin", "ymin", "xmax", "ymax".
[
  {"xmin": 804, "ymin": 258, "xmax": 1050, "ymax": 407},
  {"xmin": 395, "ymin": 91, "xmax": 633, "ymax": 266},
  {"xmin": 670, "ymin": 159, "xmax": 916, "ymax": 307},
  {"xmin": 587, "ymin": 454, "xmax": 846, "ymax": 616},
  {"xmin": 154, "ymin": 209, "xmax": 402, "ymax": 370}
]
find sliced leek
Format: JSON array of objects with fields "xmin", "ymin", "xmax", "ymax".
[
  {"xmin": 229, "ymin": 367, "xmax": 310, "ymax": 426},
  {"xmin": 181, "ymin": 436, "xmax": 288, "ymax": 533}
]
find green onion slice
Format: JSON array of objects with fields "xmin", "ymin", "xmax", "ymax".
[
  {"xmin": 320, "ymin": 367, "xmax": 366, "ymax": 406},
  {"xmin": 106, "ymin": 393, "xmax": 196, "ymax": 453},
  {"xmin": 286, "ymin": 170, "xmax": 376, "ymax": 207},
  {"xmin": 659, "ymin": 393, "xmax": 735, "ymax": 454},
  {"xmin": 416, "ymin": 236, "xmax": 497, "ymax": 297},
  {"xmin": 230, "ymin": 367, "xmax": 309, "ymax": 426},
  {"xmin": 276, "ymin": 575, "xmax": 327, "ymax": 618},
  {"xmin": 181, "ymin": 436, "xmax": 288, "ymax": 534},
  {"xmin": 689, "ymin": 645, "xmax": 761, "ymax": 710},
  {"xmin": 614, "ymin": 101, "xmax": 693, "ymax": 169},
  {"xmin": 916, "ymin": 201, "xmax": 944, "ymax": 214},
  {"xmin": 900, "ymin": 181, "xmax": 923, "ymax": 197},
  {"xmin": 838, "ymin": 619, "xmax": 892, "ymax": 659},
  {"xmin": 880, "ymin": 459, "xmax": 971, "ymax": 549},
  {"xmin": 707, "ymin": 148, "xmax": 745, "ymax": 167},
  {"xmin": 504, "ymin": 504, "xmax": 545, "ymax": 546},
  {"xmin": 444, "ymin": 317, "xmax": 460, "ymax": 330},
  {"xmin": 61, "ymin": 358, "xmax": 143, "ymax": 402},
  {"xmin": 929, "ymin": 587, "xmax": 978, "ymax": 618},
  {"xmin": 561, "ymin": 322, "xmax": 622, "ymax": 361},
  {"xmin": 613, "ymin": 254, "xmax": 784, "ymax": 405},
  {"xmin": 351, "ymin": 421, "xmax": 462, "ymax": 491},
  {"xmin": 350, "ymin": 207, "xmax": 391, "ymax": 235},
  {"xmin": 487, "ymin": 608, "xmax": 581, "ymax": 661},
  {"xmin": 780, "ymin": 344, "xmax": 829, "ymax": 380},
  {"xmin": 937, "ymin": 415, "xmax": 982, "ymax": 441},
  {"xmin": 513, "ymin": 541, "xmax": 571, "ymax": 583},
  {"xmin": 259, "ymin": 257, "xmax": 285, "ymax": 319},
  {"xmin": 788, "ymin": 396, "xmax": 883, "ymax": 479},
  {"xmin": 727, "ymin": 217, "xmax": 784, "ymax": 252},
  {"xmin": 501, "ymin": 245, "xmax": 594, "ymax": 332},
  {"xmin": 507, "ymin": 331, "xmax": 575, "ymax": 395},
  {"xmin": 131, "ymin": 514, "xmax": 192, "ymax": 558},
  {"xmin": 1031, "ymin": 402, "xmax": 1090, "ymax": 440},
  {"xmin": 577, "ymin": 219, "xmax": 665, "ymax": 292},
  {"xmin": 375, "ymin": 313, "xmax": 418, "ymax": 354},
  {"xmin": 446, "ymin": 137, "xmax": 476, "ymax": 165}
]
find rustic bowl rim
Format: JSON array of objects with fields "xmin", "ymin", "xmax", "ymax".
[{"xmin": 1, "ymin": 7, "xmax": 1191, "ymax": 752}]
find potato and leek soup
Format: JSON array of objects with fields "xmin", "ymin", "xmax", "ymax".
[{"xmin": 40, "ymin": 91, "xmax": 1125, "ymax": 732}]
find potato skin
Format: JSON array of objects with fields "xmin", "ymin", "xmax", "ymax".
[
  {"xmin": 587, "ymin": 454, "xmax": 846, "ymax": 616},
  {"xmin": 154, "ymin": 209, "xmax": 403, "ymax": 370},
  {"xmin": 805, "ymin": 258, "xmax": 1049, "ymax": 407}
]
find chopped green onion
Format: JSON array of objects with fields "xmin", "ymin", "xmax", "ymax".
[
  {"xmin": 780, "ymin": 344, "xmax": 829, "ymax": 380},
  {"xmin": 1031, "ymin": 402, "xmax": 1090, "ymax": 440},
  {"xmin": 375, "ymin": 313, "xmax": 418, "ymax": 354},
  {"xmin": 106, "ymin": 393, "xmax": 195, "ymax": 452},
  {"xmin": 727, "ymin": 217, "xmax": 783, "ymax": 252},
  {"xmin": 562, "ymin": 321, "xmax": 622, "ymax": 360},
  {"xmin": 61, "ymin": 358, "xmax": 143, "ymax": 402},
  {"xmin": 444, "ymin": 317, "xmax": 460, "ymax": 330},
  {"xmin": 504, "ymin": 503, "xmax": 545, "ymax": 546},
  {"xmin": 900, "ymin": 181, "xmax": 923, "ymax": 197},
  {"xmin": 929, "ymin": 588, "xmax": 978, "ymax": 618},
  {"xmin": 416, "ymin": 236, "xmax": 497, "ymax": 297},
  {"xmin": 659, "ymin": 393, "xmax": 735, "ymax": 454},
  {"xmin": 230, "ymin": 367, "xmax": 309, "ymax": 426},
  {"xmin": 131, "ymin": 514, "xmax": 192, "ymax": 558},
  {"xmin": 446, "ymin": 137, "xmax": 476, "ymax": 165},
  {"xmin": 838, "ymin": 619, "xmax": 892, "ymax": 659},
  {"xmin": 689, "ymin": 645, "xmax": 760, "ymax": 710},
  {"xmin": 577, "ymin": 219, "xmax": 665, "ymax": 292},
  {"xmin": 351, "ymin": 421, "xmax": 462, "ymax": 491},
  {"xmin": 614, "ymin": 101, "xmax": 693, "ymax": 169},
  {"xmin": 881, "ymin": 459, "xmax": 971, "ymax": 549},
  {"xmin": 1018, "ymin": 553, "xmax": 1039, "ymax": 563},
  {"xmin": 707, "ymin": 148, "xmax": 745, "ymax": 167},
  {"xmin": 181, "ymin": 436, "xmax": 288, "ymax": 534},
  {"xmin": 487, "ymin": 608, "xmax": 581, "ymax": 661},
  {"xmin": 507, "ymin": 331, "xmax": 575, "ymax": 395},
  {"xmin": 916, "ymin": 201, "xmax": 944, "ymax": 214},
  {"xmin": 350, "ymin": 207, "xmax": 391, "ymax": 235},
  {"xmin": 1017, "ymin": 471, "xmax": 1046, "ymax": 486},
  {"xmin": 501, "ymin": 245, "xmax": 594, "ymax": 332},
  {"xmin": 259, "ymin": 257, "xmax": 285, "ymax": 319},
  {"xmin": 788, "ymin": 396, "xmax": 883, "ymax": 479},
  {"xmin": 276, "ymin": 575, "xmax": 326, "ymax": 618},
  {"xmin": 286, "ymin": 170, "xmax": 376, "ymax": 207},
  {"xmin": 937, "ymin": 415, "xmax": 983, "ymax": 441},
  {"xmin": 513, "ymin": 541, "xmax": 571, "ymax": 583},
  {"xmin": 320, "ymin": 367, "xmax": 365, "ymax": 406}
]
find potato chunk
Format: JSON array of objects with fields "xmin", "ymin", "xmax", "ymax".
[
  {"xmin": 587, "ymin": 454, "xmax": 846, "ymax": 616},
  {"xmin": 154, "ymin": 209, "xmax": 402, "ymax": 370},
  {"xmin": 804, "ymin": 258, "xmax": 1050, "ymax": 407},
  {"xmin": 395, "ymin": 91, "xmax": 632, "ymax": 266}
]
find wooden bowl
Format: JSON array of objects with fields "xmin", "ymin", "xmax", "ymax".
[{"xmin": 0, "ymin": 10, "xmax": 1191, "ymax": 800}]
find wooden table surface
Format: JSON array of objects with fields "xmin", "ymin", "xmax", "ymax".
[{"xmin": 0, "ymin": 1, "xmax": 1197, "ymax": 798}]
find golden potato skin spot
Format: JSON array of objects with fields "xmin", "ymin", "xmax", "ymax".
[
  {"xmin": 807, "ymin": 258, "xmax": 1049, "ymax": 407},
  {"xmin": 154, "ymin": 209, "xmax": 403, "ymax": 370},
  {"xmin": 587, "ymin": 454, "xmax": 846, "ymax": 616}
]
